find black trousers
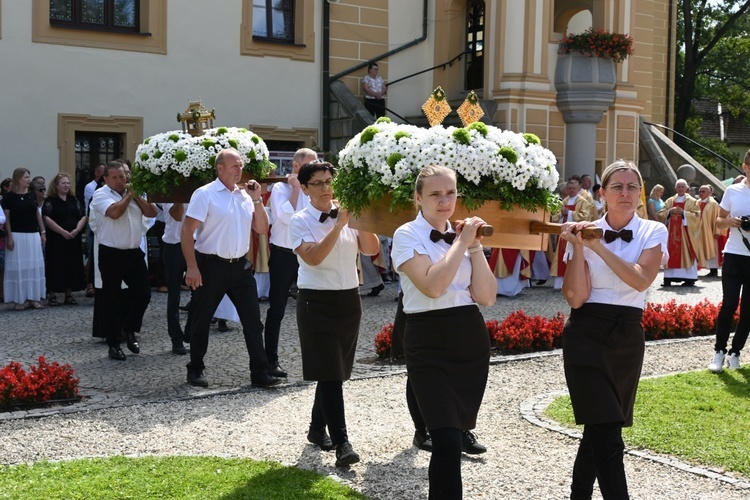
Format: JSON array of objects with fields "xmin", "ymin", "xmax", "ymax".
[
  {"xmin": 186, "ymin": 252, "xmax": 269, "ymax": 378},
  {"xmin": 310, "ymin": 380, "xmax": 348, "ymax": 446},
  {"xmin": 715, "ymin": 252, "xmax": 750, "ymax": 355},
  {"xmin": 162, "ymin": 242, "xmax": 186, "ymax": 341},
  {"xmin": 98, "ymin": 245, "xmax": 151, "ymax": 347},
  {"xmin": 364, "ymin": 98, "xmax": 386, "ymax": 118},
  {"xmin": 428, "ymin": 427, "xmax": 463, "ymax": 500},
  {"xmin": 264, "ymin": 244, "xmax": 299, "ymax": 365},
  {"xmin": 570, "ymin": 422, "xmax": 629, "ymax": 500}
]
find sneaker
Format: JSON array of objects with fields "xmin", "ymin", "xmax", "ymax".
[
  {"xmin": 461, "ymin": 430, "xmax": 487, "ymax": 455},
  {"xmin": 708, "ymin": 351, "xmax": 725, "ymax": 373},
  {"xmin": 307, "ymin": 427, "xmax": 334, "ymax": 451},
  {"xmin": 727, "ymin": 353, "xmax": 741, "ymax": 370},
  {"xmin": 413, "ymin": 429, "xmax": 433, "ymax": 452},
  {"xmin": 335, "ymin": 442, "xmax": 360, "ymax": 468}
]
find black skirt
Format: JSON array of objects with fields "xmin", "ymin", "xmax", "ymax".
[
  {"xmin": 563, "ymin": 303, "xmax": 644, "ymax": 427},
  {"xmin": 405, "ymin": 305, "xmax": 490, "ymax": 431},
  {"xmin": 296, "ymin": 288, "xmax": 361, "ymax": 381}
]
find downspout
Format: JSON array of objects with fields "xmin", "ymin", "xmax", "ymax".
[
  {"xmin": 322, "ymin": 0, "xmax": 331, "ymax": 152},
  {"xmin": 323, "ymin": 0, "xmax": 429, "ymax": 150},
  {"xmin": 666, "ymin": 0, "xmax": 674, "ymax": 131}
]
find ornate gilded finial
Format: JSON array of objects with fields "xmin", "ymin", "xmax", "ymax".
[
  {"xmin": 178, "ymin": 99, "xmax": 216, "ymax": 137},
  {"xmin": 421, "ymin": 86, "xmax": 452, "ymax": 127},
  {"xmin": 457, "ymin": 91, "xmax": 484, "ymax": 126}
]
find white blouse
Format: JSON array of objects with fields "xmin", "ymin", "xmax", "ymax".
[
  {"xmin": 720, "ymin": 182, "xmax": 750, "ymax": 257},
  {"xmin": 565, "ymin": 215, "xmax": 668, "ymax": 309},
  {"xmin": 289, "ymin": 205, "xmax": 360, "ymax": 290},
  {"xmin": 391, "ymin": 212, "xmax": 474, "ymax": 314}
]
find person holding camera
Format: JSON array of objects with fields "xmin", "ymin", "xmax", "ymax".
[{"xmin": 708, "ymin": 150, "xmax": 750, "ymax": 372}]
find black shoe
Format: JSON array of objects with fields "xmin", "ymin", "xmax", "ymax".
[
  {"xmin": 461, "ymin": 430, "xmax": 487, "ymax": 455},
  {"xmin": 108, "ymin": 346, "xmax": 126, "ymax": 361},
  {"xmin": 536, "ymin": 280, "xmax": 547, "ymax": 286},
  {"xmin": 413, "ymin": 429, "xmax": 433, "ymax": 452},
  {"xmin": 707, "ymin": 269, "xmax": 719, "ymax": 277},
  {"xmin": 367, "ymin": 284, "xmax": 385, "ymax": 297},
  {"xmin": 125, "ymin": 331, "xmax": 140, "ymax": 354},
  {"xmin": 217, "ymin": 320, "xmax": 229, "ymax": 332},
  {"xmin": 682, "ymin": 279, "xmax": 696, "ymax": 287},
  {"xmin": 179, "ymin": 302, "xmax": 192, "ymax": 312},
  {"xmin": 307, "ymin": 427, "xmax": 334, "ymax": 451},
  {"xmin": 187, "ymin": 369, "xmax": 209, "ymax": 387},
  {"xmin": 251, "ymin": 374, "xmax": 282, "ymax": 388},
  {"xmin": 172, "ymin": 341, "xmax": 188, "ymax": 355},
  {"xmin": 662, "ymin": 279, "xmax": 672, "ymax": 287},
  {"xmin": 269, "ymin": 363, "xmax": 287, "ymax": 378},
  {"xmin": 335, "ymin": 442, "xmax": 360, "ymax": 467}
]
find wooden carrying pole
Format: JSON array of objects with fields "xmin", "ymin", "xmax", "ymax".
[
  {"xmin": 529, "ymin": 221, "xmax": 603, "ymax": 239},
  {"xmin": 453, "ymin": 222, "xmax": 495, "ymax": 238}
]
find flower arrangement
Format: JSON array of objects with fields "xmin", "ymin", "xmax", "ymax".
[
  {"xmin": 130, "ymin": 126, "xmax": 275, "ymax": 197},
  {"xmin": 0, "ymin": 356, "xmax": 80, "ymax": 411},
  {"xmin": 335, "ymin": 117, "xmax": 561, "ymax": 215},
  {"xmin": 558, "ymin": 28, "xmax": 634, "ymax": 63},
  {"xmin": 373, "ymin": 300, "xmax": 734, "ymax": 358}
]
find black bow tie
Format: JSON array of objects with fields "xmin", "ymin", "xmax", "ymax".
[
  {"xmin": 430, "ymin": 229, "xmax": 456, "ymax": 244},
  {"xmin": 604, "ymin": 229, "xmax": 634, "ymax": 243},
  {"xmin": 319, "ymin": 208, "xmax": 339, "ymax": 223}
]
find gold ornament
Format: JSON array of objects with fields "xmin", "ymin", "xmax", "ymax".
[
  {"xmin": 457, "ymin": 91, "xmax": 484, "ymax": 126},
  {"xmin": 421, "ymin": 86, "xmax": 452, "ymax": 127}
]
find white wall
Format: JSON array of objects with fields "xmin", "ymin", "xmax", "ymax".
[
  {"xmin": 386, "ymin": 0, "xmax": 433, "ymax": 121},
  {"xmin": 0, "ymin": 1, "xmax": 323, "ymax": 181}
]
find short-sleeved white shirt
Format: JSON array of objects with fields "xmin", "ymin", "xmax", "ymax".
[
  {"xmin": 391, "ymin": 212, "xmax": 474, "ymax": 314},
  {"xmin": 186, "ymin": 178, "xmax": 256, "ymax": 259},
  {"xmin": 268, "ymin": 181, "xmax": 309, "ymax": 249},
  {"xmin": 90, "ymin": 186, "xmax": 146, "ymax": 249},
  {"xmin": 162, "ymin": 203, "xmax": 185, "ymax": 245},
  {"xmin": 289, "ymin": 205, "xmax": 360, "ymax": 290},
  {"xmin": 720, "ymin": 182, "xmax": 750, "ymax": 257},
  {"xmin": 564, "ymin": 215, "xmax": 668, "ymax": 309}
]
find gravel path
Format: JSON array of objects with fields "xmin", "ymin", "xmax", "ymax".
[{"xmin": 1, "ymin": 274, "xmax": 747, "ymax": 498}]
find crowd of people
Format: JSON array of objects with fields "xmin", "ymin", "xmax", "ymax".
[{"xmin": 5, "ymin": 147, "xmax": 750, "ymax": 499}]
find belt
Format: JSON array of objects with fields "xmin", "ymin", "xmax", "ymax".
[
  {"xmin": 204, "ymin": 253, "xmax": 245, "ymax": 263},
  {"xmin": 270, "ymin": 244, "xmax": 294, "ymax": 254}
]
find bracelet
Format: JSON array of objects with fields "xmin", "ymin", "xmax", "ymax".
[
  {"xmin": 252, "ymin": 199, "xmax": 262, "ymax": 204},
  {"xmin": 468, "ymin": 245, "xmax": 483, "ymax": 254},
  {"xmin": 40, "ymin": 231, "xmax": 46, "ymax": 234}
]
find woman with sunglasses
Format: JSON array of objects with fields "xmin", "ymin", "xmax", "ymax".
[{"xmin": 289, "ymin": 160, "xmax": 379, "ymax": 468}]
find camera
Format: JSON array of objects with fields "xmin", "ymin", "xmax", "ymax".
[{"xmin": 740, "ymin": 216, "xmax": 750, "ymax": 231}]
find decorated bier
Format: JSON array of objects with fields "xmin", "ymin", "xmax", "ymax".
[{"xmin": 336, "ymin": 89, "xmax": 562, "ymax": 250}]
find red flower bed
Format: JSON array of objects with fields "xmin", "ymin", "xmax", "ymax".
[
  {"xmin": 0, "ymin": 356, "xmax": 79, "ymax": 410},
  {"xmin": 374, "ymin": 300, "xmax": 729, "ymax": 358}
]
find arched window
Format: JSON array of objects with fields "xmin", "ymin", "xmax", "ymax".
[{"xmin": 466, "ymin": 0, "xmax": 485, "ymax": 90}]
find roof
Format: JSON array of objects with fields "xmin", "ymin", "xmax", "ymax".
[{"xmin": 694, "ymin": 98, "xmax": 750, "ymax": 144}]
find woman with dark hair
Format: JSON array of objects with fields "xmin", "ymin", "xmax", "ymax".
[
  {"xmin": 391, "ymin": 165, "xmax": 496, "ymax": 499},
  {"xmin": 289, "ymin": 160, "xmax": 380, "ymax": 468},
  {"xmin": 42, "ymin": 173, "xmax": 87, "ymax": 306},
  {"xmin": 560, "ymin": 160, "xmax": 667, "ymax": 499},
  {"xmin": 1, "ymin": 168, "xmax": 46, "ymax": 310}
]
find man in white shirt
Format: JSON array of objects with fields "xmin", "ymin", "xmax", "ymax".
[
  {"xmin": 84, "ymin": 164, "xmax": 105, "ymax": 209},
  {"xmin": 264, "ymin": 148, "xmax": 315, "ymax": 377},
  {"xmin": 91, "ymin": 161, "xmax": 157, "ymax": 361},
  {"xmin": 181, "ymin": 148, "xmax": 280, "ymax": 389}
]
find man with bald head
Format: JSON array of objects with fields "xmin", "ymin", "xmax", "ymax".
[
  {"xmin": 264, "ymin": 147, "xmax": 316, "ymax": 377},
  {"xmin": 659, "ymin": 179, "xmax": 701, "ymax": 286},
  {"xmin": 181, "ymin": 148, "xmax": 280, "ymax": 389}
]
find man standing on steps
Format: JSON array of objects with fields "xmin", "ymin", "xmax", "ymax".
[
  {"xmin": 264, "ymin": 148, "xmax": 316, "ymax": 378},
  {"xmin": 181, "ymin": 148, "xmax": 280, "ymax": 389}
]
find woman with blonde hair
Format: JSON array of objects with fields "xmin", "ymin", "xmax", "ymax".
[
  {"xmin": 1, "ymin": 168, "xmax": 46, "ymax": 310},
  {"xmin": 647, "ymin": 184, "xmax": 665, "ymax": 221},
  {"xmin": 42, "ymin": 173, "xmax": 87, "ymax": 305},
  {"xmin": 391, "ymin": 165, "xmax": 496, "ymax": 498}
]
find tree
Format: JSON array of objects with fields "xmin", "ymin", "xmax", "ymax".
[{"xmin": 675, "ymin": 0, "xmax": 750, "ymax": 137}]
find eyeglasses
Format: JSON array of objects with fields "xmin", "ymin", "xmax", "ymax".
[
  {"xmin": 607, "ymin": 183, "xmax": 641, "ymax": 194},
  {"xmin": 306, "ymin": 179, "xmax": 333, "ymax": 189}
]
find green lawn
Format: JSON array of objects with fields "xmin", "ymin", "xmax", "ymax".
[
  {"xmin": 0, "ymin": 456, "xmax": 368, "ymax": 499},
  {"xmin": 545, "ymin": 367, "xmax": 750, "ymax": 476}
]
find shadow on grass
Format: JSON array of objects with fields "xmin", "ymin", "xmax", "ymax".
[{"xmin": 220, "ymin": 465, "xmax": 367, "ymax": 499}]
